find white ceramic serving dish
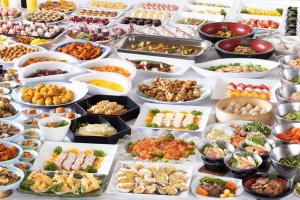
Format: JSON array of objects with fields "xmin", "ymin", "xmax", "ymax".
[
  {"xmin": 0, "ymin": 44, "xmax": 45, "ymax": 65},
  {"xmin": 70, "ymin": 72, "xmax": 132, "ymax": 96},
  {"xmin": 0, "ymin": 120, "xmax": 24, "ymax": 142},
  {"xmin": 19, "ymin": 61, "xmax": 84, "ymax": 83},
  {"xmin": 182, "ymin": 4, "xmax": 229, "ymax": 17},
  {"xmin": 79, "ymin": 58, "xmax": 137, "ymax": 79},
  {"xmin": 133, "ymin": 103, "xmax": 211, "ymax": 132},
  {"xmin": 118, "ymin": 54, "xmax": 191, "ymax": 77},
  {"xmin": 170, "ymin": 12, "xmax": 224, "ymax": 28},
  {"xmin": 191, "ymin": 172, "xmax": 244, "ymax": 199},
  {"xmin": 50, "ymin": 39, "xmax": 111, "ymax": 62},
  {"xmin": 0, "ymin": 102, "xmax": 22, "ymax": 121},
  {"xmin": 237, "ymin": 14, "xmax": 284, "ymax": 31},
  {"xmin": 32, "ymin": 141, "xmax": 118, "ymax": 175},
  {"xmin": 0, "ymin": 165, "xmax": 24, "ymax": 192},
  {"xmin": 14, "ymin": 51, "xmax": 79, "ymax": 70},
  {"xmin": 38, "ymin": 116, "xmax": 71, "ymax": 142},
  {"xmin": 11, "ymin": 81, "xmax": 88, "ymax": 108},
  {"xmin": 192, "ymin": 58, "xmax": 279, "ymax": 78},
  {"xmin": 0, "ymin": 141, "xmax": 23, "ymax": 165},
  {"xmin": 136, "ymin": 77, "xmax": 211, "ymax": 104},
  {"xmin": 106, "ymin": 161, "xmax": 193, "ymax": 197},
  {"xmin": 211, "ymin": 77, "xmax": 281, "ymax": 103}
]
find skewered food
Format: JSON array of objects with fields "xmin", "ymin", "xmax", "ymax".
[
  {"xmin": 88, "ymin": 80, "xmax": 125, "ymax": 92},
  {"xmin": 226, "ymin": 83, "xmax": 270, "ymax": 99},
  {"xmin": 26, "ymin": 69, "xmax": 68, "ymax": 78},
  {"xmin": 241, "ymin": 7, "xmax": 283, "ymax": 16},
  {"xmin": 75, "ymin": 123, "xmax": 117, "ymax": 137},
  {"xmin": 0, "ymin": 8, "xmax": 22, "ymax": 21},
  {"xmin": 88, "ymin": 0, "xmax": 127, "ymax": 9},
  {"xmin": 0, "ymin": 97, "xmax": 17, "ymax": 118},
  {"xmin": 87, "ymin": 100, "xmax": 127, "ymax": 115},
  {"xmin": 206, "ymin": 63, "xmax": 267, "ymax": 73},
  {"xmin": 40, "ymin": 0, "xmax": 76, "ymax": 13},
  {"xmin": 19, "ymin": 170, "xmax": 102, "ymax": 195},
  {"xmin": 224, "ymin": 101, "xmax": 266, "ymax": 115},
  {"xmin": 139, "ymin": 77, "xmax": 201, "ymax": 102},
  {"xmin": 21, "ymin": 57, "xmax": 66, "ymax": 67},
  {"xmin": 115, "ymin": 163, "xmax": 188, "ymax": 195},
  {"xmin": 126, "ymin": 133, "xmax": 195, "ymax": 161},
  {"xmin": 77, "ymin": 9, "xmax": 118, "ymax": 17},
  {"xmin": 90, "ymin": 66, "xmax": 130, "ymax": 77},
  {"xmin": 130, "ymin": 60, "xmax": 174, "ymax": 72},
  {"xmin": 21, "ymin": 83, "xmax": 74, "ymax": 106},
  {"xmin": 121, "ymin": 17, "xmax": 162, "ymax": 27},
  {"xmin": 56, "ymin": 42, "xmax": 102, "ymax": 60},
  {"xmin": 129, "ymin": 9, "xmax": 172, "ymax": 19},
  {"xmin": 145, "ymin": 109, "xmax": 201, "ymax": 130},
  {"xmin": 196, "ymin": 177, "xmax": 237, "ymax": 198},
  {"xmin": 44, "ymin": 145, "xmax": 105, "ymax": 172},
  {"xmin": 0, "ymin": 143, "xmax": 17, "ymax": 161},
  {"xmin": 176, "ymin": 18, "xmax": 208, "ymax": 26},
  {"xmin": 26, "ymin": 10, "xmax": 65, "ymax": 23},
  {"xmin": 126, "ymin": 40, "xmax": 201, "ymax": 55},
  {"xmin": 0, "ymin": 122, "xmax": 20, "ymax": 139},
  {"xmin": 0, "ymin": 166, "xmax": 20, "ymax": 186},
  {"xmin": 0, "ymin": 45, "xmax": 37, "ymax": 62}
]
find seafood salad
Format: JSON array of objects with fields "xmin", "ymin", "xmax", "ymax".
[
  {"xmin": 0, "ymin": 166, "xmax": 21, "ymax": 186},
  {"xmin": 126, "ymin": 133, "xmax": 195, "ymax": 161},
  {"xmin": 227, "ymin": 152, "xmax": 260, "ymax": 169},
  {"xmin": 201, "ymin": 141, "xmax": 230, "ymax": 159},
  {"xmin": 44, "ymin": 146, "xmax": 105, "ymax": 173},
  {"xmin": 206, "ymin": 63, "xmax": 267, "ymax": 73},
  {"xmin": 195, "ymin": 176, "xmax": 237, "ymax": 198},
  {"xmin": 241, "ymin": 132, "xmax": 275, "ymax": 155},
  {"xmin": 145, "ymin": 109, "xmax": 201, "ymax": 130},
  {"xmin": 205, "ymin": 121, "xmax": 271, "ymax": 148},
  {"xmin": 19, "ymin": 171, "xmax": 101, "ymax": 195},
  {"xmin": 115, "ymin": 162, "xmax": 188, "ymax": 195}
]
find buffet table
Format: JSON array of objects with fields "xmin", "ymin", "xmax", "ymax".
[{"xmin": 0, "ymin": 0, "xmax": 299, "ymax": 199}]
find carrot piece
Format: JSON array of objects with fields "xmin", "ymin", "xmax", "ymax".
[
  {"xmin": 225, "ymin": 181, "xmax": 237, "ymax": 191},
  {"xmin": 196, "ymin": 187, "xmax": 209, "ymax": 196}
]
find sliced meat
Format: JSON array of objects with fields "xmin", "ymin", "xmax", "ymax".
[
  {"xmin": 61, "ymin": 152, "xmax": 76, "ymax": 170},
  {"xmin": 71, "ymin": 153, "xmax": 86, "ymax": 170},
  {"xmin": 54, "ymin": 152, "xmax": 68, "ymax": 169},
  {"xmin": 81, "ymin": 154, "xmax": 96, "ymax": 170}
]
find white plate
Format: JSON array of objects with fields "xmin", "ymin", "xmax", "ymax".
[
  {"xmin": 11, "ymin": 81, "xmax": 88, "ymax": 108},
  {"xmin": 70, "ymin": 72, "xmax": 131, "ymax": 96},
  {"xmin": 0, "ymin": 141, "xmax": 23, "ymax": 165},
  {"xmin": 0, "ymin": 44, "xmax": 45, "ymax": 65},
  {"xmin": 0, "ymin": 102, "xmax": 22, "ymax": 121},
  {"xmin": 106, "ymin": 160, "xmax": 193, "ymax": 198},
  {"xmin": 38, "ymin": 0, "xmax": 79, "ymax": 14},
  {"xmin": 32, "ymin": 141, "xmax": 118, "ymax": 175},
  {"xmin": 74, "ymin": 7, "xmax": 124, "ymax": 19},
  {"xmin": 87, "ymin": 0, "xmax": 132, "ymax": 11},
  {"xmin": 118, "ymin": 54, "xmax": 191, "ymax": 77},
  {"xmin": 136, "ymin": 77, "xmax": 211, "ymax": 104},
  {"xmin": 0, "ymin": 164, "xmax": 24, "ymax": 192},
  {"xmin": 170, "ymin": 12, "xmax": 224, "ymax": 28},
  {"xmin": 19, "ymin": 61, "xmax": 84, "ymax": 83},
  {"xmin": 191, "ymin": 172, "xmax": 244, "ymax": 199},
  {"xmin": 133, "ymin": 103, "xmax": 211, "ymax": 132},
  {"xmin": 14, "ymin": 51, "xmax": 79, "ymax": 71},
  {"xmin": 192, "ymin": 58, "xmax": 279, "ymax": 78},
  {"xmin": 211, "ymin": 77, "xmax": 281, "ymax": 103},
  {"xmin": 0, "ymin": 120, "xmax": 24, "ymax": 142},
  {"xmin": 237, "ymin": 14, "xmax": 284, "ymax": 31},
  {"xmin": 50, "ymin": 39, "xmax": 111, "ymax": 62},
  {"xmin": 79, "ymin": 58, "xmax": 137, "ymax": 79},
  {"xmin": 182, "ymin": 4, "xmax": 229, "ymax": 16}
]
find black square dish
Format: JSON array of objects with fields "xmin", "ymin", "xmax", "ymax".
[
  {"xmin": 75, "ymin": 95, "xmax": 140, "ymax": 121},
  {"xmin": 70, "ymin": 115, "xmax": 131, "ymax": 144}
]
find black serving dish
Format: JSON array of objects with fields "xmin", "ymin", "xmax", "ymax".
[
  {"xmin": 70, "ymin": 115, "xmax": 131, "ymax": 144},
  {"xmin": 75, "ymin": 95, "xmax": 140, "ymax": 122},
  {"xmin": 242, "ymin": 173, "xmax": 294, "ymax": 200}
]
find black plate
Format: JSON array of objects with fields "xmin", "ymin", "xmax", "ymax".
[
  {"xmin": 242, "ymin": 173, "xmax": 294, "ymax": 200},
  {"xmin": 75, "ymin": 95, "xmax": 140, "ymax": 122},
  {"xmin": 70, "ymin": 115, "xmax": 131, "ymax": 144}
]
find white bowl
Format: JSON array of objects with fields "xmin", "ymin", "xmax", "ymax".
[
  {"xmin": 282, "ymin": 36, "xmax": 300, "ymax": 45},
  {"xmin": 79, "ymin": 58, "xmax": 137, "ymax": 79},
  {"xmin": 0, "ymin": 165, "xmax": 25, "ymax": 192},
  {"xmin": 19, "ymin": 61, "xmax": 83, "ymax": 83},
  {"xmin": 14, "ymin": 51, "xmax": 79, "ymax": 71},
  {"xmin": 0, "ymin": 141, "xmax": 23, "ymax": 165},
  {"xmin": 70, "ymin": 72, "xmax": 132, "ymax": 96},
  {"xmin": 0, "ymin": 120, "xmax": 24, "ymax": 142},
  {"xmin": 38, "ymin": 116, "xmax": 71, "ymax": 142},
  {"xmin": 275, "ymin": 44, "xmax": 295, "ymax": 55}
]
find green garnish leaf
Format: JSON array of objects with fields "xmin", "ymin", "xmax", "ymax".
[
  {"xmin": 149, "ymin": 109, "xmax": 160, "ymax": 114},
  {"xmin": 166, "ymin": 133, "xmax": 175, "ymax": 140},
  {"xmin": 191, "ymin": 110, "xmax": 202, "ymax": 116},
  {"xmin": 49, "ymin": 182, "xmax": 63, "ymax": 192},
  {"xmin": 53, "ymin": 145, "xmax": 62, "ymax": 154},
  {"xmin": 267, "ymin": 171, "xmax": 278, "ymax": 180},
  {"xmin": 94, "ymin": 150, "xmax": 105, "ymax": 157},
  {"xmin": 242, "ymin": 121, "xmax": 271, "ymax": 136},
  {"xmin": 85, "ymin": 166, "xmax": 97, "ymax": 173},
  {"xmin": 44, "ymin": 162, "xmax": 57, "ymax": 171},
  {"xmin": 187, "ymin": 124, "xmax": 199, "ymax": 130}
]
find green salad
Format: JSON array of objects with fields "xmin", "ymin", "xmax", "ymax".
[
  {"xmin": 282, "ymin": 111, "xmax": 300, "ymax": 121},
  {"xmin": 206, "ymin": 63, "xmax": 267, "ymax": 73}
]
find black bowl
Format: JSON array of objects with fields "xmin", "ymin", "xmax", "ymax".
[
  {"xmin": 243, "ymin": 173, "xmax": 294, "ymax": 200},
  {"xmin": 198, "ymin": 22, "xmax": 254, "ymax": 43},
  {"xmin": 70, "ymin": 115, "xmax": 131, "ymax": 144},
  {"xmin": 215, "ymin": 38, "xmax": 274, "ymax": 59},
  {"xmin": 75, "ymin": 95, "xmax": 140, "ymax": 122}
]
